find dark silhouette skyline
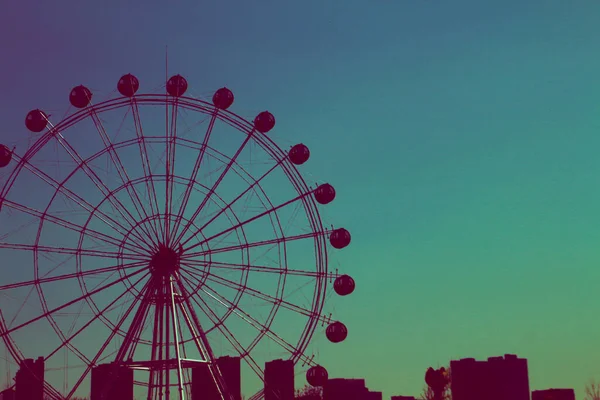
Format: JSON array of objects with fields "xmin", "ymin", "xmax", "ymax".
[
  {"xmin": 451, "ymin": 354, "xmax": 529, "ymax": 400},
  {"xmin": 90, "ymin": 364, "xmax": 133, "ymax": 400},
  {"xmin": 15, "ymin": 357, "xmax": 44, "ymax": 400},
  {"xmin": 265, "ymin": 359, "xmax": 295, "ymax": 400},
  {"xmin": 0, "ymin": 353, "xmax": 586, "ymax": 400},
  {"xmin": 2, "ymin": 1, "xmax": 600, "ymax": 397},
  {"xmin": 532, "ymin": 388, "xmax": 576, "ymax": 400}
]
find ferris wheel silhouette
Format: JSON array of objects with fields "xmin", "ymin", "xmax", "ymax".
[{"xmin": 0, "ymin": 71, "xmax": 355, "ymax": 400}]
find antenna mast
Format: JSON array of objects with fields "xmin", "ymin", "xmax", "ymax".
[{"xmin": 165, "ymin": 45, "xmax": 168, "ymax": 89}]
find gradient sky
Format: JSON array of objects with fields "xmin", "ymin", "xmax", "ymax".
[{"xmin": 1, "ymin": 1, "xmax": 600, "ymax": 399}]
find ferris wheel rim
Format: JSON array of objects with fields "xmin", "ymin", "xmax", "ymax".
[
  {"xmin": 13, "ymin": 123, "xmax": 322, "ymax": 351},
  {"xmin": 0, "ymin": 86, "xmax": 342, "ymax": 399}
]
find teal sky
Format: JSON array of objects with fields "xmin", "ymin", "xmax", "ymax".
[{"xmin": 1, "ymin": 1, "xmax": 600, "ymax": 399}]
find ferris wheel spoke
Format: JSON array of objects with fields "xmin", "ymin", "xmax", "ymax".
[
  {"xmin": 184, "ymin": 259, "xmax": 335, "ymax": 279},
  {"xmin": 130, "ymin": 100, "xmax": 164, "ymax": 241},
  {"xmin": 168, "ymin": 277, "xmax": 186, "ymax": 398},
  {"xmin": 43, "ymin": 270, "xmax": 151, "ymax": 371},
  {"xmin": 131, "ymin": 281, "xmax": 167, "ymax": 400},
  {"xmin": 163, "ymin": 100, "xmax": 179, "ymax": 245},
  {"xmin": 49, "ymin": 128, "xmax": 146, "ymax": 240},
  {"xmin": 12, "ymin": 153, "xmax": 152, "ymax": 249},
  {"xmin": 175, "ymin": 151, "xmax": 283, "ymax": 249},
  {"xmin": 175, "ymin": 273, "xmax": 266, "ymax": 382},
  {"xmin": 184, "ymin": 230, "xmax": 327, "ymax": 259},
  {"xmin": 113, "ymin": 278, "xmax": 157, "ymax": 364},
  {"xmin": 173, "ymin": 277, "xmax": 233, "ymax": 400},
  {"xmin": 0, "ymin": 260, "xmax": 147, "ymax": 291},
  {"xmin": 65, "ymin": 276, "xmax": 155, "ymax": 400},
  {"xmin": 170, "ymin": 111, "xmax": 218, "ymax": 243},
  {"xmin": 2, "ymin": 199, "xmax": 146, "ymax": 256},
  {"xmin": 187, "ymin": 274, "xmax": 312, "ymax": 365},
  {"xmin": 89, "ymin": 111, "xmax": 160, "ymax": 246},
  {"xmin": 183, "ymin": 191, "xmax": 313, "ymax": 253},
  {"xmin": 182, "ymin": 266, "xmax": 330, "ymax": 326},
  {"xmin": 0, "ymin": 267, "xmax": 147, "ymax": 339},
  {"xmin": 0, "ymin": 242, "xmax": 146, "ymax": 261},
  {"xmin": 173, "ymin": 131, "xmax": 254, "ymax": 248}
]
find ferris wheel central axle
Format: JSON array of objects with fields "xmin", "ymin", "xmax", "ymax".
[{"xmin": 150, "ymin": 244, "xmax": 182, "ymax": 277}]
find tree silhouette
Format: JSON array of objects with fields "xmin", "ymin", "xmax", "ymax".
[
  {"xmin": 421, "ymin": 366, "xmax": 451, "ymax": 400},
  {"xmin": 295, "ymin": 384, "xmax": 323, "ymax": 400},
  {"xmin": 421, "ymin": 384, "xmax": 452, "ymax": 400},
  {"xmin": 586, "ymin": 379, "xmax": 600, "ymax": 400}
]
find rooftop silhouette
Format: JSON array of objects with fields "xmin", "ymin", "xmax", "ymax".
[
  {"xmin": 532, "ymin": 388, "xmax": 576, "ymax": 400},
  {"xmin": 450, "ymin": 354, "xmax": 529, "ymax": 400}
]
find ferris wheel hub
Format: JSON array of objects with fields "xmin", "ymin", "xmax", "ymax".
[{"xmin": 150, "ymin": 245, "xmax": 181, "ymax": 277}]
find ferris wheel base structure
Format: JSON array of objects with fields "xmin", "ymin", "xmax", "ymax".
[{"xmin": 0, "ymin": 72, "xmax": 356, "ymax": 400}]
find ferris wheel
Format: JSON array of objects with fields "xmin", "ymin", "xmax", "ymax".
[{"xmin": 0, "ymin": 72, "xmax": 355, "ymax": 400}]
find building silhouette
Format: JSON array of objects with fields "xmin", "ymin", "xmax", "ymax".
[
  {"xmin": 450, "ymin": 354, "xmax": 529, "ymax": 400},
  {"xmin": 192, "ymin": 362, "xmax": 220, "ymax": 399},
  {"xmin": 324, "ymin": 378, "xmax": 368, "ymax": 400},
  {"xmin": 365, "ymin": 391, "xmax": 383, "ymax": 400},
  {"xmin": 264, "ymin": 359, "xmax": 294, "ymax": 400},
  {"xmin": 192, "ymin": 356, "xmax": 242, "ymax": 400},
  {"xmin": 15, "ymin": 357, "xmax": 44, "ymax": 400},
  {"xmin": 216, "ymin": 356, "xmax": 241, "ymax": 400},
  {"xmin": 90, "ymin": 363, "xmax": 134, "ymax": 400},
  {"xmin": 0, "ymin": 389, "xmax": 15, "ymax": 400},
  {"xmin": 532, "ymin": 388, "xmax": 575, "ymax": 400}
]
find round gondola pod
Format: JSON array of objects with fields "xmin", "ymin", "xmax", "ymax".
[
  {"xmin": 117, "ymin": 74, "xmax": 140, "ymax": 97},
  {"xmin": 0, "ymin": 144, "xmax": 12, "ymax": 168},
  {"xmin": 333, "ymin": 274, "xmax": 355, "ymax": 296},
  {"xmin": 167, "ymin": 74, "xmax": 188, "ymax": 97},
  {"xmin": 306, "ymin": 365, "xmax": 328, "ymax": 387},
  {"xmin": 25, "ymin": 109, "xmax": 49, "ymax": 133},
  {"xmin": 69, "ymin": 85, "xmax": 93, "ymax": 108},
  {"xmin": 289, "ymin": 143, "xmax": 310, "ymax": 165},
  {"xmin": 325, "ymin": 321, "xmax": 348, "ymax": 343},
  {"xmin": 212, "ymin": 87, "xmax": 234, "ymax": 110},
  {"xmin": 314, "ymin": 183, "xmax": 335, "ymax": 205},
  {"xmin": 329, "ymin": 228, "xmax": 351, "ymax": 249},
  {"xmin": 254, "ymin": 111, "xmax": 275, "ymax": 133}
]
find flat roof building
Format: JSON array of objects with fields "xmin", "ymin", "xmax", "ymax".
[
  {"xmin": 365, "ymin": 391, "xmax": 383, "ymax": 400},
  {"xmin": 15, "ymin": 357, "xmax": 44, "ymax": 400},
  {"xmin": 90, "ymin": 363, "xmax": 134, "ymax": 400},
  {"xmin": 324, "ymin": 378, "xmax": 369, "ymax": 400},
  {"xmin": 264, "ymin": 359, "xmax": 294, "ymax": 400},
  {"xmin": 450, "ymin": 354, "xmax": 529, "ymax": 400},
  {"xmin": 216, "ymin": 356, "xmax": 241, "ymax": 400},
  {"xmin": 192, "ymin": 362, "xmax": 220, "ymax": 400},
  {"xmin": 192, "ymin": 356, "xmax": 242, "ymax": 400},
  {"xmin": 0, "ymin": 389, "xmax": 15, "ymax": 400},
  {"xmin": 532, "ymin": 388, "xmax": 575, "ymax": 400}
]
